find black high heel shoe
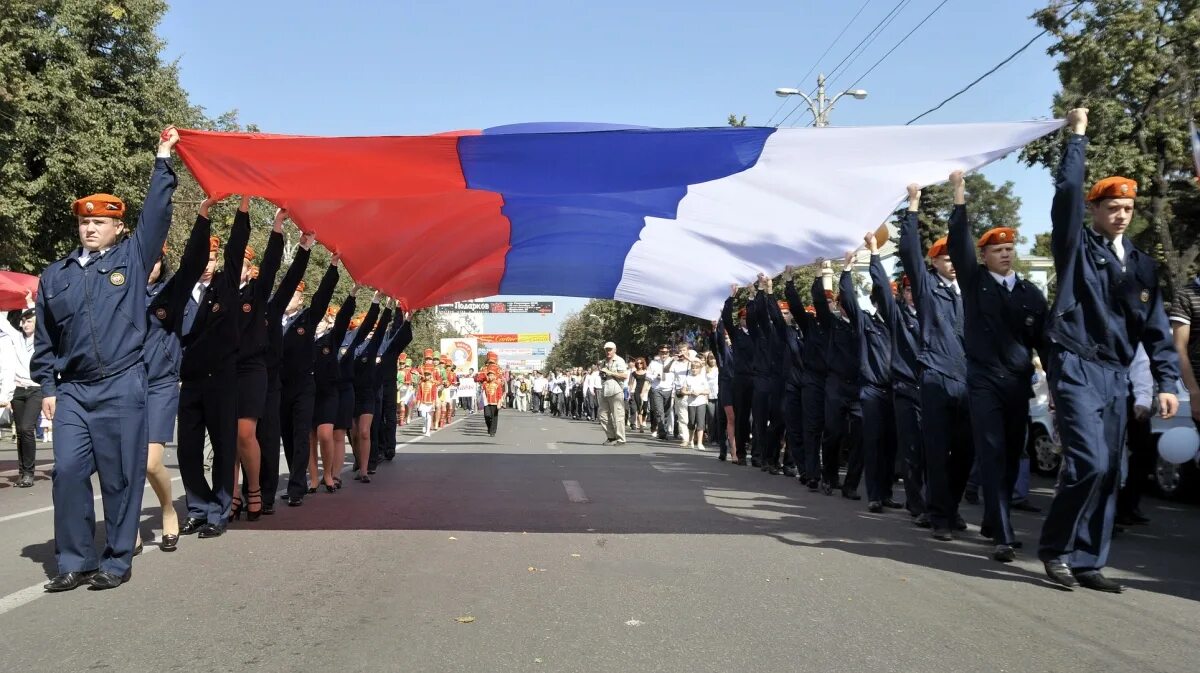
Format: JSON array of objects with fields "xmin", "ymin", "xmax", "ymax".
[
  {"xmin": 228, "ymin": 496, "xmax": 243, "ymax": 522},
  {"xmin": 246, "ymin": 488, "xmax": 263, "ymax": 522},
  {"xmin": 324, "ymin": 483, "xmax": 336, "ymax": 493}
]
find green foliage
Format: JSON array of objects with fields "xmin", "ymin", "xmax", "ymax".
[
  {"xmin": 544, "ymin": 300, "xmax": 709, "ymax": 371},
  {"xmin": 727, "ymin": 114, "xmax": 748, "ymax": 127},
  {"xmin": 0, "ymin": 0, "xmax": 201, "ymax": 271},
  {"xmin": 893, "ymin": 173, "xmax": 1024, "ymax": 252},
  {"xmin": 1031, "ymin": 232, "xmax": 1053, "ymax": 257},
  {"xmin": 1019, "ymin": 0, "xmax": 1200, "ymax": 296}
]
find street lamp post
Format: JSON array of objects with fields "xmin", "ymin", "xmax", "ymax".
[{"xmin": 775, "ymin": 73, "xmax": 868, "ymax": 127}]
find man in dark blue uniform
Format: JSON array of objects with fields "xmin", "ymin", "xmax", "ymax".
[
  {"xmin": 854, "ymin": 237, "xmax": 904, "ymax": 513},
  {"xmin": 255, "ymin": 216, "xmax": 315, "ymax": 513},
  {"xmin": 778, "ymin": 267, "xmax": 807, "ymax": 482},
  {"xmin": 1038, "ymin": 109, "xmax": 1179, "ymax": 592},
  {"xmin": 814, "ymin": 261, "xmax": 863, "ymax": 499},
  {"xmin": 278, "ymin": 253, "xmax": 339, "ymax": 506},
  {"xmin": 32, "ymin": 127, "xmax": 179, "ymax": 591},
  {"xmin": 897, "ymin": 187, "xmax": 973, "ymax": 541},
  {"xmin": 748, "ymin": 273, "xmax": 788, "ymax": 474},
  {"xmin": 789, "ymin": 275, "xmax": 828, "ymax": 491},
  {"xmin": 881, "ymin": 272, "xmax": 925, "ymax": 524},
  {"xmin": 720, "ymin": 292, "xmax": 755, "ymax": 464},
  {"xmin": 370, "ymin": 309, "xmax": 412, "ymax": 468},
  {"xmin": 708, "ymin": 316, "xmax": 736, "ymax": 461},
  {"xmin": 944, "ymin": 170, "xmax": 1048, "ymax": 562}
]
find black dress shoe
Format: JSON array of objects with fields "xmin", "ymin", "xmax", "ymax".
[
  {"xmin": 807, "ymin": 479, "xmax": 820, "ymax": 492},
  {"xmin": 1043, "ymin": 560, "xmax": 1079, "ymax": 590},
  {"xmin": 992, "ymin": 545, "xmax": 1016, "ymax": 563},
  {"xmin": 881, "ymin": 499, "xmax": 905, "ymax": 509},
  {"xmin": 197, "ymin": 523, "xmax": 226, "ymax": 539},
  {"xmin": 914, "ymin": 513, "xmax": 932, "ymax": 528},
  {"xmin": 88, "ymin": 570, "xmax": 131, "ymax": 590},
  {"xmin": 820, "ymin": 481, "xmax": 835, "ymax": 496},
  {"xmin": 179, "ymin": 517, "xmax": 206, "ymax": 535},
  {"xmin": 262, "ymin": 503, "xmax": 275, "ymax": 516},
  {"xmin": 160, "ymin": 534, "xmax": 179, "ymax": 552},
  {"xmin": 867, "ymin": 501, "xmax": 883, "ymax": 513},
  {"xmin": 1075, "ymin": 571, "xmax": 1124, "ymax": 593},
  {"xmin": 954, "ymin": 514, "xmax": 968, "ymax": 531},
  {"xmin": 1012, "ymin": 500, "xmax": 1042, "ymax": 513},
  {"xmin": 751, "ymin": 459, "xmax": 762, "ymax": 468},
  {"xmin": 768, "ymin": 466, "xmax": 785, "ymax": 476},
  {"xmin": 44, "ymin": 571, "xmax": 96, "ymax": 592},
  {"xmin": 782, "ymin": 466, "xmax": 798, "ymax": 478},
  {"xmin": 932, "ymin": 527, "xmax": 953, "ymax": 541},
  {"xmin": 841, "ymin": 488, "xmax": 862, "ymax": 501},
  {"xmin": 287, "ymin": 495, "xmax": 303, "ymax": 507},
  {"xmin": 133, "ymin": 543, "xmax": 143, "ymax": 556}
]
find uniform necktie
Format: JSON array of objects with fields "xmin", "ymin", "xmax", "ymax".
[{"xmin": 84, "ymin": 249, "xmax": 101, "ymax": 266}]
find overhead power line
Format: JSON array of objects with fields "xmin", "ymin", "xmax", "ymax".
[
  {"xmin": 766, "ymin": 0, "xmax": 875, "ymax": 126},
  {"xmin": 842, "ymin": 0, "xmax": 953, "ymax": 92},
  {"xmin": 905, "ymin": 0, "xmax": 1087, "ymax": 125}
]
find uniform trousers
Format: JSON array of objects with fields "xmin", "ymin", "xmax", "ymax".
[
  {"xmin": 51, "ymin": 365, "xmax": 148, "ymax": 576},
  {"xmin": 861, "ymin": 383, "xmax": 896, "ymax": 503},
  {"xmin": 178, "ymin": 366, "xmax": 237, "ymax": 526},
  {"xmin": 279, "ymin": 376, "xmax": 315, "ymax": 500},
  {"xmin": 254, "ymin": 376, "xmax": 282, "ymax": 507},
  {"xmin": 732, "ymin": 375, "xmax": 754, "ymax": 457},
  {"xmin": 920, "ymin": 369, "xmax": 974, "ymax": 530},
  {"xmin": 752, "ymin": 380, "xmax": 784, "ymax": 465},
  {"xmin": 1039, "ymin": 349, "xmax": 1127, "ymax": 571},
  {"xmin": 822, "ymin": 376, "xmax": 863, "ymax": 489},
  {"xmin": 782, "ymin": 383, "xmax": 805, "ymax": 474},
  {"xmin": 484, "ymin": 404, "xmax": 499, "ymax": 435},
  {"xmin": 800, "ymin": 373, "xmax": 826, "ymax": 480},
  {"xmin": 893, "ymin": 382, "xmax": 925, "ymax": 515},
  {"xmin": 968, "ymin": 366, "xmax": 1030, "ymax": 546}
]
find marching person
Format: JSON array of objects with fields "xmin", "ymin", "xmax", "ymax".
[
  {"xmin": 481, "ymin": 369, "xmax": 505, "ymax": 436},
  {"xmin": 254, "ymin": 213, "xmax": 311, "ymax": 515},
  {"xmin": 231, "ymin": 208, "xmax": 283, "ymax": 522},
  {"xmin": 789, "ymin": 274, "xmax": 829, "ymax": 490},
  {"xmin": 943, "ymin": 169, "xmax": 1048, "ymax": 562},
  {"xmin": 748, "ymin": 274, "xmax": 788, "ymax": 473},
  {"xmin": 415, "ymin": 367, "xmax": 439, "ymax": 436},
  {"xmin": 898, "ymin": 188, "xmax": 973, "ymax": 541},
  {"xmin": 337, "ymin": 294, "xmax": 377, "ymax": 478},
  {"xmin": 709, "ymin": 317, "xmax": 737, "ymax": 462},
  {"xmin": 874, "ymin": 267, "xmax": 925, "ymax": 523},
  {"xmin": 1038, "ymin": 109, "xmax": 1178, "ymax": 592},
  {"xmin": 371, "ymin": 311, "xmax": 412, "ymax": 465},
  {"xmin": 176, "ymin": 195, "xmax": 250, "ymax": 541},
  {"xmin": 138, "ymin": 209, "xmax": 212, "ymax": 552},
  {"xmin": 351, "ymin": 300, "xmax": 391, "ymax": 481},
  {"xmin": 852, "ymin": 239, "xmax": 904, "ymax": 513},
  {"xmin": 310, "ymin": 291, "xmax": 356, "ymax": 493},
  {"xmin": 814, "ymin": 259, "xmax": 863, "ymax": 499},
  {"xmin": 277, "ymin": 251, "xmax": 338, "ymax": 506},
  {"xmin": 33, "ymin": 127, "xmax": 179, "ymax": 591}
]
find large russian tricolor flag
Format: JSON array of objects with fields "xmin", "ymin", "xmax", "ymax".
[{"xmin": 175, "ymin": 120, "xmax": 1062, "ymax": 318}]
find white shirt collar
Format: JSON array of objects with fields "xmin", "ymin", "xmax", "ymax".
[
  {"xmin": 988, "ymin": 270, "xmax": 1017, "ymax": 290},
  {"xmin": 938, "ymin": 274, "xmax": 960, "ymax": 295},
  {"xmin": 77, "ymin": 246, "xmax": 112, "ymax": 267}
]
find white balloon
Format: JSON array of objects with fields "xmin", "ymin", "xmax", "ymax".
[{"xmin": 1158, "ymin": 426, "xmax": 1200, "ymax": 465}]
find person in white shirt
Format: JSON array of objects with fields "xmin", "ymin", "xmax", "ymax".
[
  {"xmin": 0, "ymin": 296, "xmax": 39, "ymax": 487},
  {"xmin": 681, "ymin": 359, "xmax": 711, "ymax": 449},
  {"xmin": 583, "ymin": 366, "xmax": 601, "ymax": 421},
  {"xmin": 531, "ymin": 373, "xmax": 548, "ymax": 413},
  {"xmin": 647, "ymin": 345, "xmax": 675, "ymax": 439},
  {"xmin": 457, "ymin": 370, "xmax": 477, "ymax": 413},
  {"xmin": 668, "ymin": 345, "xmax": 693, "ymax": 442}
]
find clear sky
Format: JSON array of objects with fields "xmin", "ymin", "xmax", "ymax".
[{"xmin": 158, "ymin": 0, "xmax": 1064, "ymax": 336}]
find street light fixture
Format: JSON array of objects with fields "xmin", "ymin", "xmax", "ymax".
[{"xmin": 775, "ymin": 74, "xmax": 868, "ymax": 127}]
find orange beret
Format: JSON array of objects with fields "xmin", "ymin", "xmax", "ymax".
[
  {"xmin": 927, "ymin": 236, "xmax": 949, "ymax": 259},
  {"xmin": 777, "ymin": 300, "xmax": 790, "ymax": 311},
  {"xmin": 1087, "ymin": 176, "xmax": 1137, "ymax": 202},
  {"xmin": 486, "ymin": 352, "xmax": 498, "ymax": 362},
  {"xmin": 977, "ymin": 227, "xmax": 1017, "ymax": 248},
  {"xmin": 349, "ymin": 313, "xmax": 366, "ymax": 331},
  {"xmin": 209, "ymin": 236, "xmax": 221, "ymax": 253},
  {"xmin": 73, "ymin": 193, "xmax": 125, "ymax": 219},
  {"xmin": 423, "ymin": 348, "xmax": 435, "ymax": 358},
  {"xmin": 295, "ymin": 280, "xmax": 306, "ymax": 293},
  {"xmin": 243, "ymin": 246, "xmax": 256, "ymax": 261},
  {"xmin": 326, "ymin": 304, "xmax": 339, "ymax": 318},
  {"xmin": 804, "ymin": 306, "xmax": 817, "ymax": 316}
]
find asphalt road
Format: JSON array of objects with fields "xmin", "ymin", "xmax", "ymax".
[{"xmin": 0, "ymin": 411, "xmax": 1197, "ymax": 673}]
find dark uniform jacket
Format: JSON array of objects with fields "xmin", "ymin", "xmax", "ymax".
[
  {"xmin": 841, "ymin": 262, "xmax": 892, "ymax": 389},
  {"xmin": 145, "ymin": 215, "xmax": 212, "ymax": 384},
  {"xmin": 813, "ymin": 274, "xmax": 858, "ymax": 383},
  {"xmin": 279, "ymin": 263, "xmax": 339, "ymax": 384},
  {"xmin": 236, "ymin": 226, "xmax": 283, "ymax": 367},
  {"xmin": 178, "ymin": 212, "xmax": 250, "ymax": 381},
  {"xmin": 898, "ymin": 210, "xmax": 967, "ymax": 382},
  {"xmin": 720, "ymin": 298, "xmax": 755, "ymax": 380},
  {"xmin": 314, "ymin": 296, "xmax": 354, "ymax": 388}
]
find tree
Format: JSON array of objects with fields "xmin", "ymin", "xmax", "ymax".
[
  {"xmin": 727, "ymin": 114, "xmax": 748, "ymax": 127},
  {"xmin": 545, "ymin": 299, "xmax": 708, "ymax": 370},
  {"xmin": 0, "ymin": 0, "xmax": 201, "ymax": 271},
  {"xmin": 1031, "ymin": 232, "xmax": 1053, "ymax": 257},
  {"xmin": 1020, "ymin": 0, "xmax": 1200, "ymax": 297}
]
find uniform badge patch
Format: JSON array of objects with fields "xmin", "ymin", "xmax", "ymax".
[
  {"xmin": 242, "ymin": 303, "xmax": 252, "ymax": 313},
  {"xmin": 297, "ymin": 327, "xmax": 306, "ymax": 335},
  {"xmin": 1024, "ymin": 315, "xmax": 1034, "ymax": 326},
  {"xmin": 109, "ymin": 272, "xmax": 125, "ymax": 286},
  {"xmin": 212, "ymin": 303, "xmax": 221, "ymax": 313},
  {"xmin": 1140, "ymin": 289, "xmax": 1150, "ymax": 303},
  {"xmin": 155, "ymin": 307, "xmax": 167, "ymax": 320},
  {"xmin": 322, "ymin": 346, "xmax": 331, "ymax": 355}
]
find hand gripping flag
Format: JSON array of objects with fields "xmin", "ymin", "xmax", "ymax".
[{"xmin": 175, "ymin": 120, "xmax": 1063, "ymax": 318}]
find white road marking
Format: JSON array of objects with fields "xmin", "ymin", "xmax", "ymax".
[
  {"xmin": 562, "ymin": 480, "xmax": 590, "ymax": 503},
  {"xmin": 0, "ymin": 415, "xmax": 470, "ymax": 616}
]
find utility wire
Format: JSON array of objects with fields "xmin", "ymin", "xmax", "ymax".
[
  {"xmin": 842, "ymin": 0, "xmax": 953, "ymax": 92},
  {"xmin": 766, "ymin": 0, "xmax": 874, "ymax": 126},
  {"xmin": 777, "ymin": 0, "xmax": 910, "ymax": 126},
  {"xmin": 905, "ymin": 0, "xmax": 1087, "ymax": 125},
  {"xmin": 824, "ymin": 0, "xmax": 914, "ymax": 89}
]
